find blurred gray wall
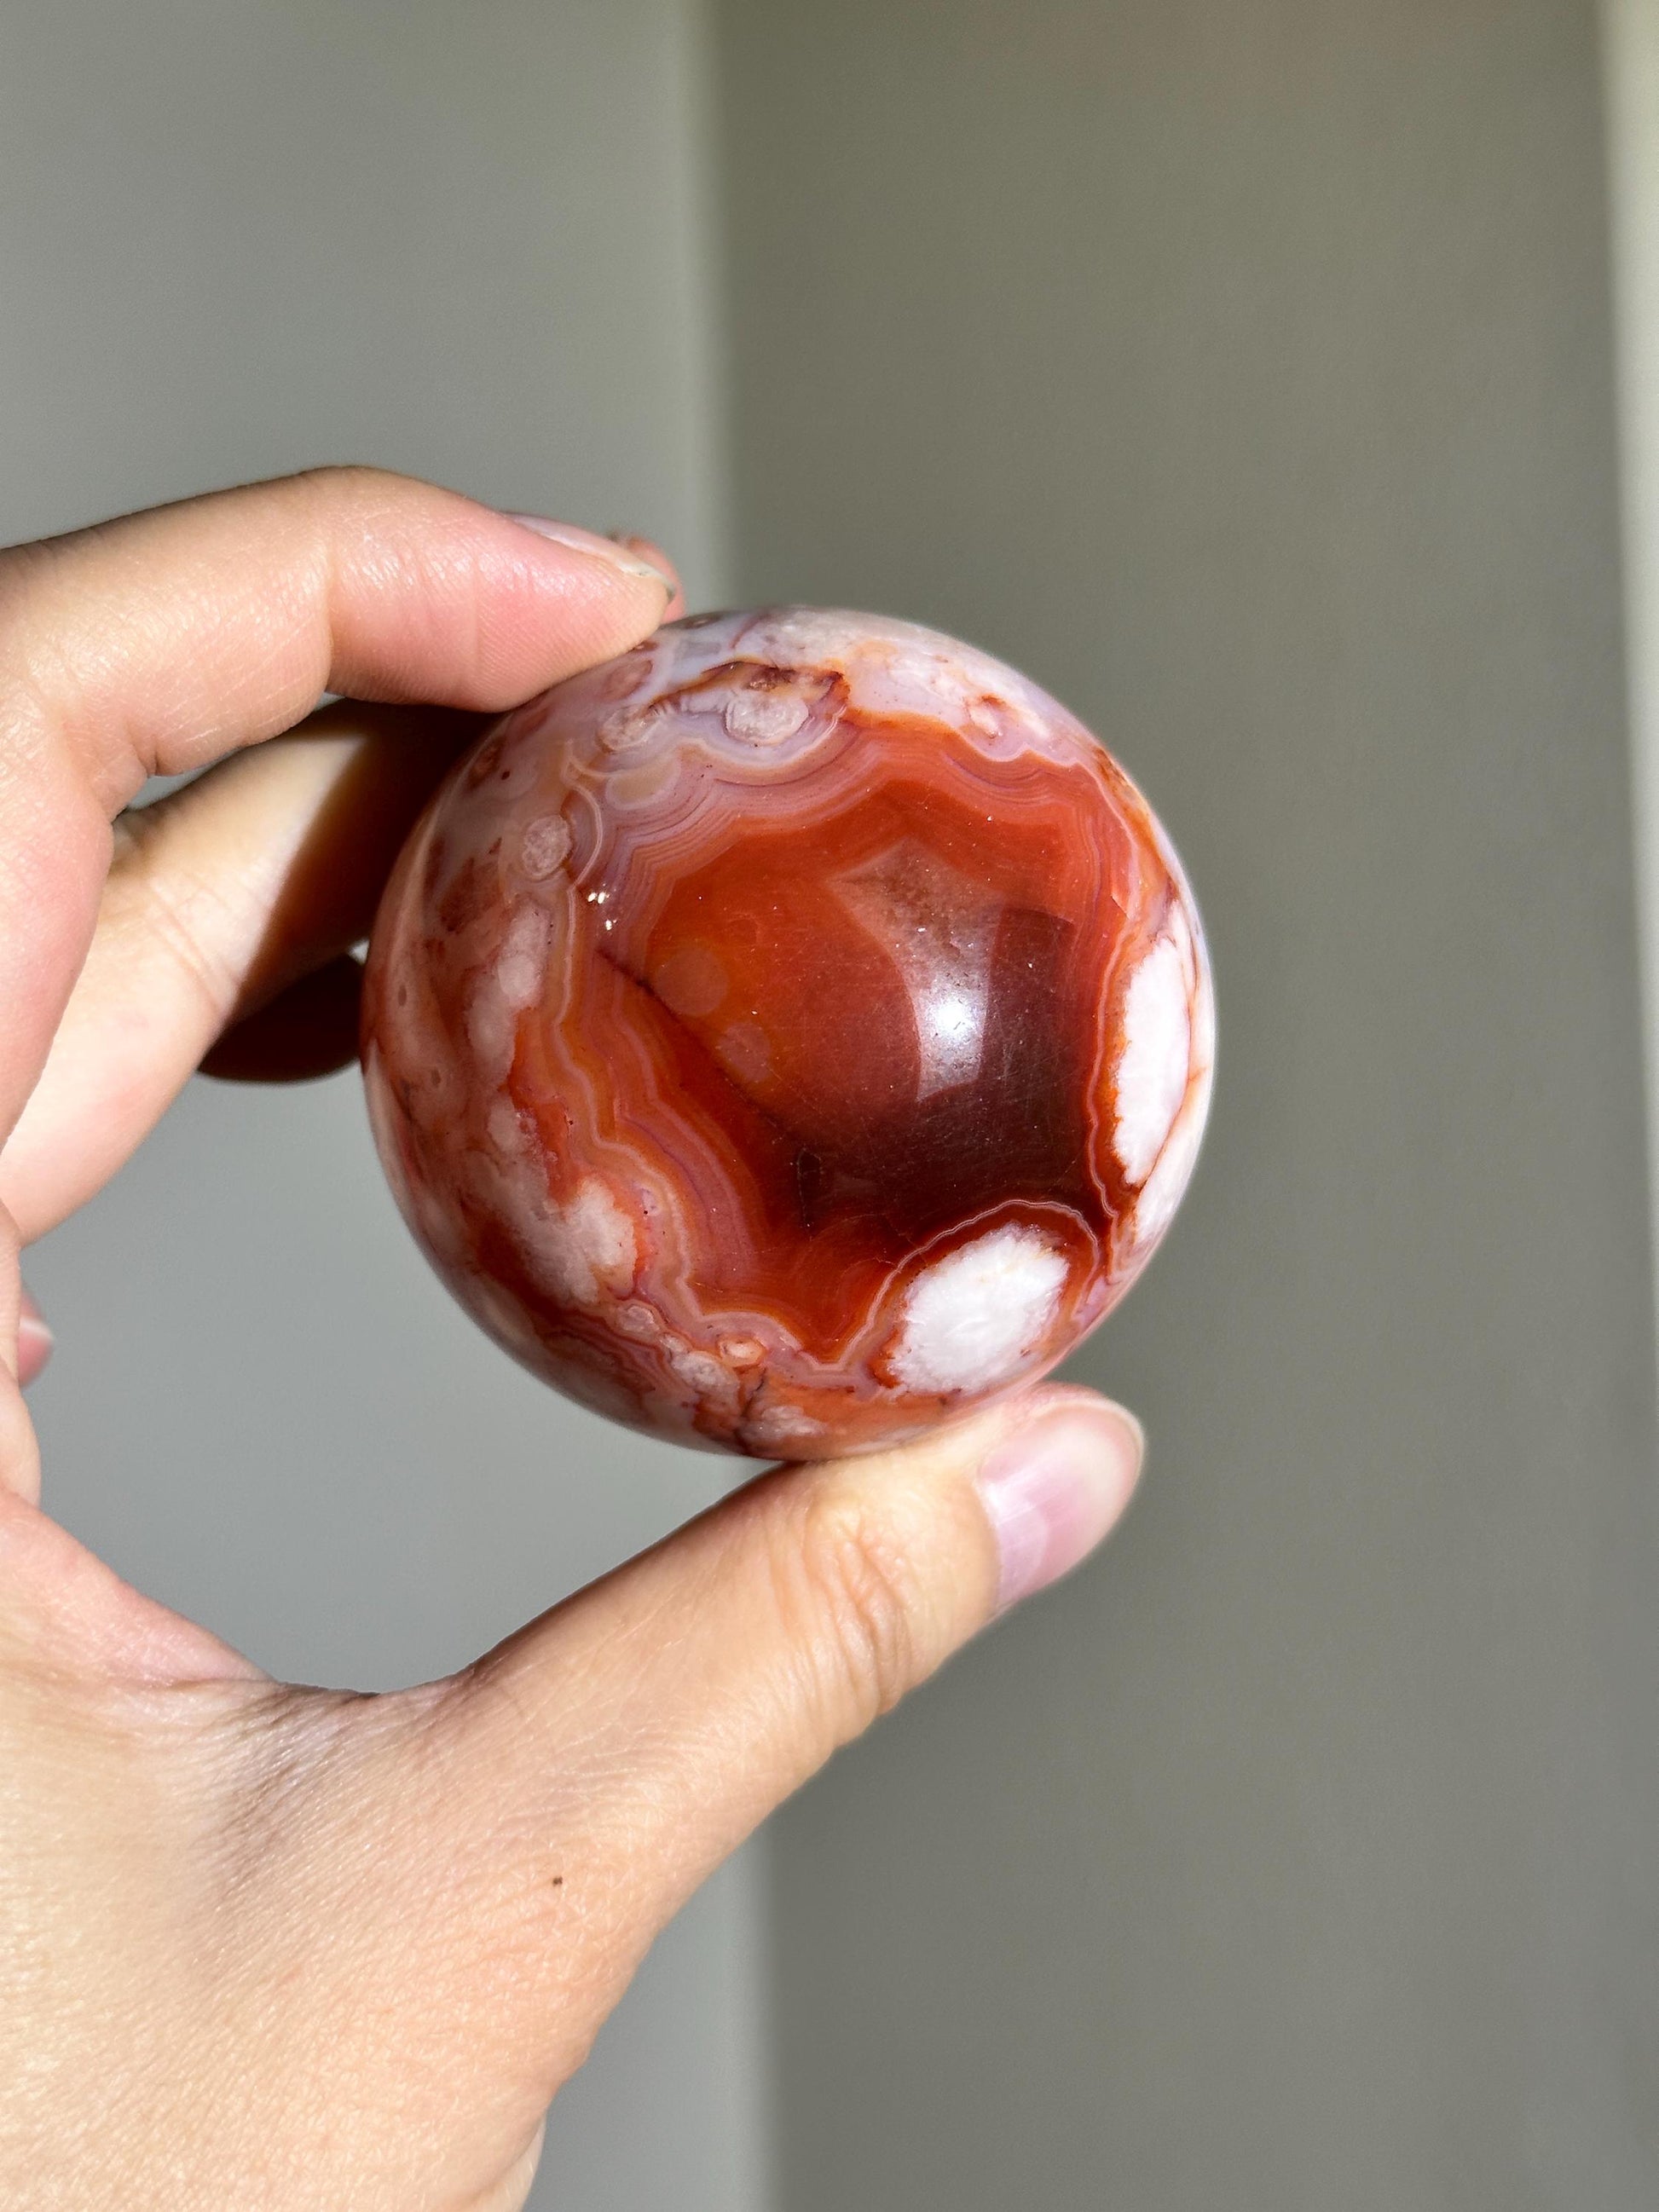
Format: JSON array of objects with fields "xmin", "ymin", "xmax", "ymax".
[
  {"xmin": 1608, "ymin": 0, "xmax": 1659, "ymax": 1326},
  {"xmin": 2, "ymin": 7, "xmax": 766, "ymax": 2209},
  {"xmin": 8, "ymin": 3, "xmax": 1659, "ymax": 2209},
  {"xmin": 714, "ymin": 2, "xmax": 1659, "ymax": 2206}
]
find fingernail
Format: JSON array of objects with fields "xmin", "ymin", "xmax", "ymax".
[
  {"xmin": 975, "ymin": 1398, "xmax": 1144, "ymax": 1611},
  {"xmin": 505, "ymin": 514, "xmax": 675, "ymax": 595},
  {"xmin": 609, "ymin": 533, "xmax": 685, "ymax": 620},
  {"xmin": 17, "ymin": 1290, "xmax": 53, "ymax": 1389}
]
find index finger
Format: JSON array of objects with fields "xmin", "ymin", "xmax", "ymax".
[{"xmin": 0, "ymin": 467, "xmax": 673, "ymax": 1141}]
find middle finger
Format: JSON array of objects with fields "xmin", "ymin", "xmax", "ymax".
[{"xmin": 0, "ymin": 702, "xmax": 478, "ymax": 1243}]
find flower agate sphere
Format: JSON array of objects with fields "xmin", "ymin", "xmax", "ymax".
[{"xmin": 361, "ymin": 609, "xmax": 1213, "ymax": 1458}]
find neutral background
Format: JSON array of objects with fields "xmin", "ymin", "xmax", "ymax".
[{"xmin": 8, "ymin": 2, "xmax": 1659, "ymax": 2207}]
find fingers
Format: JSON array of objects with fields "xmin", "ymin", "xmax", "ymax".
[
  {"xmin": 0, "ymin": 469, "xmax": 674, "ymax": 1152},
  {"xmin": 612, "ymin": 534, "xmax": 686, "ymax": 621},
  {"xmin": 349, "ymin": 1388, "xmax": 1142, "ymax": 2104},
  {"xmin": 3, "ymin": 474, "xmax": 674, "ymax": 806},
  {"xmin": 15, "ymin": 1291, "xmax": 51, "ymax": 1389},
  {"xmin": 0, "ymin": 1380, "xmax": 1136, "ymax": 2180},
  {"xmin": 0, "ymin": 1210, "xmax": 39, "ymax": 1503},
  {"xmin": 1, "ymin": 702, "xmax": 471, "ymax": 1239}
]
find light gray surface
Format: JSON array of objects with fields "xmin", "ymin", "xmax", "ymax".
[
  {"xmin": 715, "ymin": 2, "xmax": 1659, "ymax": 2206},
  {"xmin": 3, "ymin": 7, "xmax": 765, "ymax": 2209},
  {"xmin": 1606, "ymin": 0, "xmax": 1659, "ymax": 1358}
]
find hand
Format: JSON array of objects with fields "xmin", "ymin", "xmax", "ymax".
[{"xmin": 0, "ymin": 469, "xmax": 1144, "ymax": 2209}]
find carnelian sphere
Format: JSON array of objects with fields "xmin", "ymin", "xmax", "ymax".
[{"xmin": 361, "ymin": 608, "xmax": 1214, "ymax": 1458}]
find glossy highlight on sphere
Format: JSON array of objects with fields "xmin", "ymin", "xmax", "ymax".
[{"xmin": 361, "ymin": 609, "xmax": 1214, "ymax": 1458}]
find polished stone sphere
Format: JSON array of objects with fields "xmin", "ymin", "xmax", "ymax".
[{"xmin": 361, "ymin": 609, "xmax": 1213, "ymax": 1457}]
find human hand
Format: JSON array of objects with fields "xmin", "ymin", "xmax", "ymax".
[{"xmin": 0, "ymin": 470, "xmax": 1144, "ymax": 2209}]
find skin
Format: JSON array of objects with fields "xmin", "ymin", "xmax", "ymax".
[{"xmin": 0, "ymin": 469, "xmax": 1142, "ymax": 2210}]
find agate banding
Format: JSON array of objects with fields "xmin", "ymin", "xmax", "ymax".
[{"xmin": 361, "ymin": 608, "xmax": 1214, "ymax": 1458}]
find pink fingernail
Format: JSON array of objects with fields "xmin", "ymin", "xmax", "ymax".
[
  {"xmin": 610, "ymin": 532, "xmax": 685, "ymax": 618},
  {"xmin": 17, "ymin": 1290, "xmax": 53, "ymax": 1389},
  {"xmin": 504, "ymin": 514, "xmax": 675, "ymax": 595},
  {"xmin": 975, "ymin": 1398, "xmax": 1144, "ymax": 1610}
]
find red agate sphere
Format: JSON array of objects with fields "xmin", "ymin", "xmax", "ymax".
[{"xmin": 361, "ymin": 608, "xmax": 1213, "ymax": 1458}]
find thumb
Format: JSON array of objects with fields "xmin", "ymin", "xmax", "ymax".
[{"xmin": 344, "ymin": 1385, "xmax": 1142, "ymax": 2111}]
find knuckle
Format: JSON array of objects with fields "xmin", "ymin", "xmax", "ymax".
[
  {"xmin": 94, "ymin": 805, "xmax": 270, "ymax": 1047},
  {"xmin": 118, "ymin": 854, "xmax": 248, "ymax": 1029},
  {"xmin": 778, "ymin": 1489, "xmax": 926, "ymax": 1739},
  {"xmin": 269, "ymin": 466, "xmax": 406, "ymax": 577},
  {"xmin": 0, "ymin": 546, "xmax": 82, "ymax": 734},
  {"xmin": 289, "ymin": 461, "xmax": 395, "ymax": 505},
  {"xmin": 286, "ymin": 464, "xmax": 419, "ymax": 546},
  {"xmin": 0, "ymin": 536, "xmax": 48, "ymax": 639}
]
